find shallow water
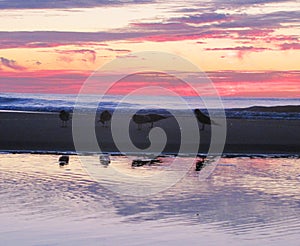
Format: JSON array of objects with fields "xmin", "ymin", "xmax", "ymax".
[{"xmin": 1, "ymin": 154, "xmax": 300, "ymax": 245}]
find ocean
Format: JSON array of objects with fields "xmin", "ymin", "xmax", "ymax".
[{"xmin": 0, "ymin": 92, "xmax": 299, "ymax": 120}]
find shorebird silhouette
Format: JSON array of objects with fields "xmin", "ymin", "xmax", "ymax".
[
  {"xmin": 59, "ymin": 155, "xmax": 69, "ymax": 166},
  {"xmin": 132, "ymin": 114, "xmax": 151, "ymax": 130},
  {"xmin": 59, "ymin": 110, "xmax": 70, "ymax": 128},
  {"xmin": 98, "ymin": 110, "xmax": 112, "ymax": 127},
  {"xmin": 147, "ymin": 114, "xmax": 169, "ymax": 128},
  {"xmin": 194, "ymin": 109, "xmax": 217, "ymax": 131},
  {"xmin": 132, "ymin": 113, "xmax": 168, "ymax": 130}
]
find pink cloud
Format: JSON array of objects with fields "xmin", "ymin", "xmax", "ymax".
[
  {"xmin": 0, "ymin": 31, "xmax": 143, "ymax": 50},
  {"xmin": 0, "ymin": 69, "xmax": 90, "ymax": 93},
  {"xmin": 55, "ymin": 49, "xmax": 97, "ymax": 63},
  {"xmin": 205, "ymin": 46, "xmax": 269, "ymax": 59},
  {"xmin": 132, "ymin": 34, "xmax": 204, "ymax": 42},
  {"xmin": 0, "ymin": 69, "xmax": 299, "ymax": 97},
  {"xmin": 0, "ymin": 57, "xmax": 25, "ymax": 70},
  {"xmin": 207, "ymin": 70, "xmax": 300, "ymax": 97},
  {"xmin": 279, "ymin": 42, "xmax": 300, "ymax": 50},
  {"xmin": 104, "ymin": 48, "xmax": 131, "ymax": 53},
  {"xmin": 131, "ymin": 22, "xmax": 185, "ymax": 29},
  {"xmin": 171, "ymin": 13, "xmax": 234, "ymax": 24}
]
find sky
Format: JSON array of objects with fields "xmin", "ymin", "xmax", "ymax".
[{"xmin": 0, "ymin": 0, "xmax": 299, "ymax": 97}]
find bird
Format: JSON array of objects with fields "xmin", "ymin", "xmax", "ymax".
[
  {"xmin": 132, "ymin": 113, "xmax": 168, "ymax": 130},
  {"xmin": 59, "ymin": 110, "xmax": 70, "ymax": 128},
  {"xmin": 193, "ymin": 109, "xmax": 218, "ymax": 131},
  {"xmin": 195, "ymin": 158, "xmax": 205, "ymax": 171},
  {"xmin": 132, "ymin": 114, "xmax": 150, "ymax": 130},
  {"xmin": 98, "ymin": 110, "xmax": 112, "ymax": 127},
  {"xmin": 59, "ymin": 155, "xmax": 69, "ymax": 166},
  {"xmin": 147, "ymin": 114, "xmax": 169, "ymax": 128}
]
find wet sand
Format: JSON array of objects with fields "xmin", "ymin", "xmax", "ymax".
[{"xmin": 0, "ymin": 111, "xmax": 299, "ymax": 155}]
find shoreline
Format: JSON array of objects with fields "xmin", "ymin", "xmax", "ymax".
[
  {"xmin": 0, "ymin": 111, "xmax": 299, "ymax": 155},
  {"xmin": 0, "ymin": 150, "xmax": 299, "ymax": 158}
]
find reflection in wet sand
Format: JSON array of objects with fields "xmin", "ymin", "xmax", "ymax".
[{"xmin": 0, "ymin": 154, "xmax": 300, "ymax": 245}]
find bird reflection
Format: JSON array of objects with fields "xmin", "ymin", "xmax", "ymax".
[
  {"xmin": 58, "ymin": 155, "xmax": 69, "ymax": 166},
  {"xmin": 195, "ymin": 158, "xmax": 205, "ymax": 171},
  {"xmin": 99, "ymin": 154, "xmax": 111, "ymax": 167}
]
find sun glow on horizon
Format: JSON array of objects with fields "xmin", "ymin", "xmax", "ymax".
[{"xmin": 0, "ymin": 0, "xmax": 299, "ymax": 98}]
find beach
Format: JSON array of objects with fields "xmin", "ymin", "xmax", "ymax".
[
  {"xmin": 1, "ymin": 153, "xmax": 300, "ymax": 245},
  {"xmin": 0, "ymin": 110, "xmax": 299, "ymax": 155},
  {"xmin": 1, "ymin": 0, "xmax": 300, "ymax": 244}
]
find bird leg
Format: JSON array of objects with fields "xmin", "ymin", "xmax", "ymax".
[
  {"xmin": 138, "ymin": 124, "xmax": 142, "ymax": 130},
  {"xmin": 61, "ymin": 121, "xmax": 66, "ymax": 128},
  {"xmin": 200, "ymin": 124, "xmax": 205, "ymax": 131}
]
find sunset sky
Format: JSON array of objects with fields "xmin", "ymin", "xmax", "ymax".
[{"xmin": 0, "ymin": 0, "xmax": 299, "ymax": 97}]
